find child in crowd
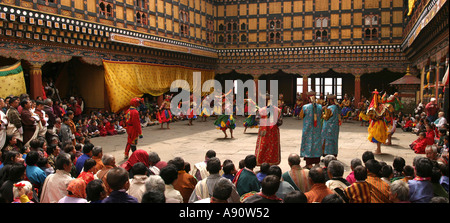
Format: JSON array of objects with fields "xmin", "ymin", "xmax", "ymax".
[
  {"xmin": 222, "ymin": 160, "xmax": 237, "ymax": 182},
  {"xmin": 410, "ymin": 132, "xmax": 428, "ymax": 154},
  {"xmin": 88, "ymin": 120, "xmax": 100, "ymax": 137},
  {"xmin": 256, "ymin": 163, "xmax": 270, "ymax": 182},
  {"xmin": 400, "ymin": 165, "xmax": 415, "ymax": 183},
  {"xmin": 114, "ymin": 120, "xmax": 126, "ymax": 134},
  {"xmin": 391, "ymin": 156, "xmax": 406, "ymax": 182},
  {"xmin": 97, "ymin": 120, "xmax": 107, "ymax": 137},
  {"xmin": 402, "ymin": 117, "xmax": 413, "ymax": 132},
  {"xmin": 37, "ymin": 157, "xmax": 54, "ymax": 176}
]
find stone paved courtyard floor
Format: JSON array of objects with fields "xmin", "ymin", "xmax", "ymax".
[{"xmin": 90, "ymin": 116, "xmax": 421, "ymax": 176}]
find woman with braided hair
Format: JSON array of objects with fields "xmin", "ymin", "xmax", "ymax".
[{"xmin": 300, "ymin": 91, "xmax": 323, "ymax": 168}]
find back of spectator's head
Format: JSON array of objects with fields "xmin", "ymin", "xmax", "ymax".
[
  {"xmin": 287, "ymin": 153, "xmax": 301, "ymax": 166},
  {"xmin": 267, "ymin": 165, "xmax": 282, "ymax": 178},
  {"xmin": 309, "ymin": 166, "xmax": 326, "ymax": 184},
  {"xmin": 403, "ymin": 165, "xmax": 415, "ymax": 177},
  {"xmin": 390, "ymin": 180, "xmax": 410, "ymax": 202},
  {"xmin": 142, "ymin": 190, "xmax": 166, "ymax": 203},
  {"xmin": 55, "ymin": 153, "xmax": 72, "ymax": 170},
  {"xmin": 223, "ymin": 162, "xmax": 235, "ymax": 175},
  {"xmin": 365, "ymin": 159, "xmax": 382, "ymax": 177},
  {"xmin": 350, "ymin": 158, "xmax": 362, "ymax": 170},
  {"xmin": 206, "ymin": 157, "xmax": 221, "ymax": 174},
  {"xmin": 82, "ymin": 142, "xmax": 94, "ymax": 154},
  {"xmin": 145, "ymin": 175, "xmax": 165, "ymax": 193},
  {"xmin": 211, "ymin": 178, "xmax": 233, "ymax": 202},
  {"xmin": 25, "ymin": 150, "xmax": 40, "ymax": 166},
  {"xmin": 106, "ymin": 167, "xmax": 130, "ymax": 191},
  {"xmin": 393, "ymin": 157, "xmax": 406, "ymax": 173},
  {"xmin": 323, "ymin": 155, "xmax": 337, "ymax": 168},
  {"xmin": 92, "ymin": 146, "xmax": 103, "ymax": 157},
  {"xmin": 321, "ymin": 193, "xmax": 343, "ymax": 203},
  {"xmin": 148, "ymin": 152, "xmax": 161, "ymax": 164},
  {"xmin": 381, "ymin": 164, "xmax": 393, "ymax": 178},
  {"xmin": 171, "ymin": 157, "xmax": 185, "ymax": 171},
  {"xmin": 327, "ymin": 160, "xmax": 344, "ymax": 178},
  {"xmin": 86, "ymin": 179, "xmax": 105, "ymax": 202},
  {"xmin": 244, "ymin": 155, "xmax": 257, "ymax": 170},
  {"xmin": 159, "ymin": 165, "xmax": 178, "ymax": 185},
  {"xmin": 260, "ymin": 163, "xmax": 270, "ymax": 174},
  {"xmin": 131, "ymin": 162, "xmax": 149, "ymax": 176},
  {"xmin": 362, "ymin": 151, "xmax": 375, "ymax": 164},
  {"xmin": 261, "ymin": 175, "xmax": 280, "ymax": 196},
  {"xmin": 283, "ymin": 191, "xmax": 307, "ymax": 203},
  {"xmin": 102, "ymin": 154, "xmax": 115, "ymax": 166},
  {"xmin": 9, "ymin": 163, "xmax": 26, "ymax": 181},
  {"xmin": 205, "ymin": 150, "xmax": 216, "ymax": 159},
  {"xmin": 354, "ymin": 165, "xmax": 367, "ymax": 181},
  {"xmin": 83, "ymin": 158, "xmax": 97, "ymax": 172},
  {"xmin": 414, "ymin": 157, "xmax": 433, "ymax": 178}
]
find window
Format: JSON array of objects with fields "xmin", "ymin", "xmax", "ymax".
[
  {"xmin": 241, "ymin": 23, "xmax": 246, "ymax": 30},
  {"xmin": 297, "ymin": 77, "xmax": 343, "ymax": 99},
  {"xmin": 219, "ymin": 24, "xmax": 224, "ymax": 31},
  {"xmin": 218, "ymin": 35, "xmax": 224, "ymax": 42},
  {"xmin": 269, "ymin": 20, "xmax": 281, "ymax": 30},
  {"xmin": 241, "ymin": 34, "xmax": 247, "ymax": 42},
  {"xmin": 136, "ymin": 0, "xmax": 145, "ymax": 8},
  {"xmin": 364, "ymin": 15, "xmax": 378, "ymax": 39},
  {"xmin": 136, "ymin": 12, "xmax": 147, "ymax": 25},
  {"xmin": 179, "ymin": 10, "xmax": 189, "ymax": 36},
  {"xmin": 269, "ymin": 32, "xmax": 281, "ymax": 43},
  {"xmin": 207, "ymin": 20, "xmax": 214, "ymax": 42},
  {"xmin": 315, "ymin": 17, "xmax": 329, "ymax": 41}
]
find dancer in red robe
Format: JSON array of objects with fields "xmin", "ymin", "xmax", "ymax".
[
  {"xmin": 124, "ymin": 97, "xmax": 143, "ymax": 159},
  {"xmin": 255, "ymin": 98, "xmax": 282, "ymax": 166}
]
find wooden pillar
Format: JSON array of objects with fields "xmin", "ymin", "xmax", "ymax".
[
  {"xmin": 29, "ymin": 63, "xmax": 44, "ymax": 100},
  {"xmin": 254, "ymin": 74, "xmax": 259, "ymax": 103},
  {"xmin": 302, "ymin": 74, "xmax": 309, "ymax": 101},
  {"xmin": 419, "ymin": 64, "xmax": 425, "ymax": 102},
  {"xmin": 354, "ymin": 73, "xmax": 362, "ymax": 107},
  {"xmin": 435, "ymin": 61, "xmax": 440, "ymax": 101}
]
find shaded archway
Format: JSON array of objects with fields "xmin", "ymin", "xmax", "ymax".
[
  {"xmin": 360, "ymin": 68, "xmax": 404, "ymax": 100},
  {"xmin": 259, "ymin": 70, "xmax": 299, "ymax": 106}
]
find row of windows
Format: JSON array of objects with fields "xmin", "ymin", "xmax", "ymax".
[
  {"xmin": 219, "ymin": 15, "xmax": 380, "ymax": 32},
  {"xmin": 217, "ymin": 27, "xmax": 380, "ymax": 43}
]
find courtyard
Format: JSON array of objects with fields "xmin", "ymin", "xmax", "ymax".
[{"xmin": 90, "ymin": 116, "xmax": 420, "ymax": 176}]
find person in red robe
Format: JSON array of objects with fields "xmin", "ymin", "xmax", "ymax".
[
  {"xmin": 98, "ymin": 121, "xmax": 107, "ymax": 137},
  {"xmin": 255, "ymin": 98, "xmax": 282, "ymax": 166},
  {"xmin": 104, "ymin": 119, "xmax": 117, "ymax": 135},
  {"xmin": 124, "ymin": 98, "xmax": 143, "ymax": 159},
  {"xmin": 410, "ymin": 132, "xmax": 428, "ymax": 154}
]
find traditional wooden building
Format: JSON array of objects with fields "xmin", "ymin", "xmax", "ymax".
[
  {"xmin": 0, "ymin": 0, "xmax": 445, "ymax": 113},
  {"xmin": 402, "ymin": 0, "xmax": 449, "ymax": 118}
]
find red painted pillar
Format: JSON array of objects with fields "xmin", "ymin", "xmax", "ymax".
[
  {"xmin": 354, "ymin": 74, "xmax": 361, "ymax": 107},
  {"xmin": 29, "ymin": 63, "xmax": 44, "ymax": 100},
  {"xmin": 302, "ymin": 74, "xmax": 308, "ymax": 101}
]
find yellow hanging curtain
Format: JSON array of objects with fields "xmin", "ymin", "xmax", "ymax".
[
  {"xmin": 103, "ymin": 60, "xmax": 215, "ymax": 112},
  {"xmin": 0, "ymin": 61, "xmax": 27, "ymax": 98}
]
